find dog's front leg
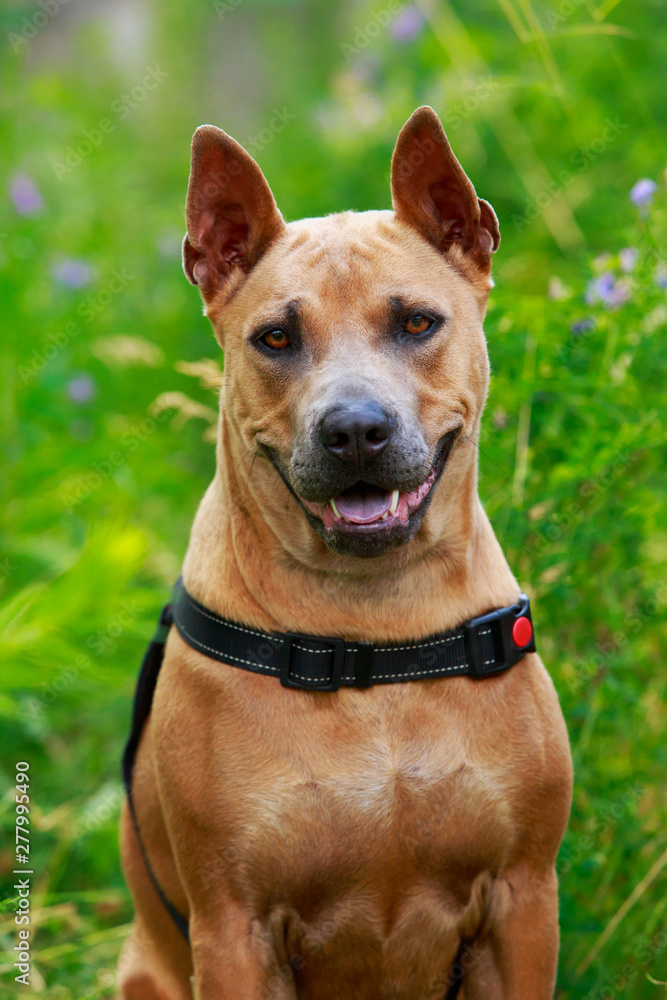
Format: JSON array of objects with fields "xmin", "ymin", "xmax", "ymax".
[
  {"xmin": 461, "ymin": 865, "xmax": 560, "ymax": 1000},
  {"xmin": 189, "ymin": 908, "xmax": 298, "ymax": 1000}
]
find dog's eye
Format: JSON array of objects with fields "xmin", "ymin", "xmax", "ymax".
[
  {"xmin": 261, "ymin": 328, "xmax": 291, "ymax": 350},
  {"xmin": 404, "ymin": 314, "xmax": 433, "ymax": 336}
]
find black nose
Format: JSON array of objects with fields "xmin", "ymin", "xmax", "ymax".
[{"xmin": 320, "ymin": 402, "xmax": 392, "ymax": 465}]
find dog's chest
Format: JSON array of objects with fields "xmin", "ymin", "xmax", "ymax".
[
  {"xmin": 171, "ymin": 680, "xmax": 521, "ymax": 904},
  {"xmin": 236, "ymin": 740, "xmax": 513, "ymax": 890}
]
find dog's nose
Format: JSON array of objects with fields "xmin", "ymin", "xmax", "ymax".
[{"xmin": 320, "ymin": 402, "xmax": 392, "ymax": 465}]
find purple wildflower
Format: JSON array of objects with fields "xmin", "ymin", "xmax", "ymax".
[
  {"xmin": 585, "ymin": 272, "xmax": 614, "ymax": 305},
  {"xmin": 619, "ymin": 247, "xmax": 638, "ymax": 272},
  {"xmin": 390, "ymin": 6, "xmax": 424, "ymax": 42},
  {"xmin": 10, "ymin": 174, "xmax": 43, "ymax": 215},
  {"xmin": 67, "ymin": 375, "xmax": 96, "ymax": 404},
  {"xmin": 585, "ymin": 272, "xmax": 630, "ymax": 309},
  {"xmin": 607, "ymin": 279, "xmax": 631, "ymax": 307},
  {"xmin": 51, "ymin": 258, "xmax": 93, "ymax": 288},
  {"xmin": 655, "ymin": 265, "xmax": 667, "ymax": 289},
  {"xmin": 629, "ymin": 179, "xmax": 657, "ymax": 208},
  {"xmin": 570, "ymin": 318, "xmax": 595, "ymax": 336}
]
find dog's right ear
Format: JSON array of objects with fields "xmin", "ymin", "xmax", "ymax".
[{"xmin": 183, "ymin": 125, "xmax": 286, "ymax": 304}]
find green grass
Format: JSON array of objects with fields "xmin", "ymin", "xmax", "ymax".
[{"xmin": 1, "ymin": 1, "xmax": 666, "ymax": 996}]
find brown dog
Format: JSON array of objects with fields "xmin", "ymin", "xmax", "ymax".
[{"xmin": 117, "ymin": 107, "xmax": 572, "ymax": 1000}]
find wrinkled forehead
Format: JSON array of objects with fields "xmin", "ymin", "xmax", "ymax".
[{"xmin": 221, "ymin": 210, "xmax": 483, "ymax": 329}]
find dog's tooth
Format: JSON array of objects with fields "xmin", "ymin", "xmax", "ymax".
[
  {"xmin": 389, "ymin": 490, "xmax": 400, "ymax": 515},
  {"xmin": 381, "ymin": 512, "xmax": 388, "ymax": 520},
  {"xmin": 330, "ymin": 498, "xmax": 342, "ymax": 519}
]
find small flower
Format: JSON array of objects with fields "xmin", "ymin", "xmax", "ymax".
[
  {"xmin": 67, "ymin": 374, "xmax": 96, "ymax": 404},
  {"xmin": 585, "ymin": 273, "xmax": 630, "ymax": 309},
  {"xmin": 585, "ymin": 272, "xmax": 614, "ymax": 305},
  {"xmin": 570, "ymin": 318, "xmax": 595, "ymax": 336},
  {"xmin": 655, "ymin": 265, "xmax": 667, "ymax": 289},
  {"xmin": 51, "ymin": 258, "xmax": 93, "ymax": 288},
  {"xmin": 607, "ymin": 279, "xmax": 631, "ymax": 307},
  {"xmin": 629, "ymin": 178, "xmax": 657, "ymax": 208},
  {"xmin": 390, "ymin": 6, "xmax": 425, "ymax": 42},
  {"xmin": 10, "ymin": 174, "xmax": 43, "ymax": 215},
  {"xmin": 619, "ymin": 247, "xmax": 638, "ymax": 272}
]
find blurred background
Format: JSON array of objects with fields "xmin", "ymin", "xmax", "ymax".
[{"xmin": 1, "ymin": 0, "xmax": 666, "ymax": 995}]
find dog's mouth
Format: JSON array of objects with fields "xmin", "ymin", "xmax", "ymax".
[
  {"xmin": 294, "ymin": 429, "xmax": 458, "ymax": 540},
  {"xmin": 301, "ymin": 463, "xmax": 441, "ymax": 532},
  {"xmin": 264, "ymin": 429, "xmax": 459, "ymax": 556}
]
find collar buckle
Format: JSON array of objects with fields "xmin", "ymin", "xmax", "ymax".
[
  {"xmin": 279, "ymin": 633, "xmax": 345, "ymax": 691},
  {"xmin": 463, "ymin": 594, "xmax": 533, "ymax": 679}
]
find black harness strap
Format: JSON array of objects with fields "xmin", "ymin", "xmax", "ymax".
[
  {"xmin": 121, "ymin": 603, "xmax": 190, "ymax": 943},
  {"xmin": 123, "ymin": 583, "xmax": 537, "ymax": 992}
]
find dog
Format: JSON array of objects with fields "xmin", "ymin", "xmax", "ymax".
[{"xmin": 117, "ymin": 106, "xmax": 572, "ymax": 1000}]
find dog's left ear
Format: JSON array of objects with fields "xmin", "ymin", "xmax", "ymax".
[
  {"xmin": 391, "ymin": 106, "xmax": 500, "ymax": 270},
  {"xmin": 183, "ymin": 124, "xmax": 286, "ymax": 304}
]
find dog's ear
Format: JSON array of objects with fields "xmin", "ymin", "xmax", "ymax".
[
  {"xmin": 391, "ymin": 106, "xmax": 500, "ymax": 271},
  {"xmin": 183, "ymin": 125, "xmax": 286, "ymax": 303}
]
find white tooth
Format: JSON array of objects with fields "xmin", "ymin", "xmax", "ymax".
[
  {"xmin": 389, "ymin": 490, "xmax": 399, "ymax": 515},
  {"xmin": 330, "ymin": 498, "xmax": 341, "ymax": 519},
  {"xmin": 381, "ymin": 512, "xmax": 388, "ymax": 520}
]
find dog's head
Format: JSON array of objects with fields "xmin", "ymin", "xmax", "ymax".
[{"xmin": 182, "ymin": 107, "xmax": 499, "ymax": 561}]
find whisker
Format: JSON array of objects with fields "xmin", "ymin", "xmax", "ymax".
[
  {"xmin": 463, "ymin": 433, "xmax": 508, "ymax": 474},
  {"xmin": 233, "ymin": 447, "xmax": 254, "ymax": 476},
  {"xmin": 245, "ymin": 453, "xmax": 258, "ymax": 497}
]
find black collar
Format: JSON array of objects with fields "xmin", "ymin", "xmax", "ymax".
[{"xmin": 170, "ymin": 580, "xmax": 536, "ymax": 691}]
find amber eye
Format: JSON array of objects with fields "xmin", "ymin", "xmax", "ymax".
[
  {"xmin": 261, "ymin": 328, "xmax": 291, "ymax": 350},
  {"xmin": 404, "ymin": 314, "xmax": 432, "ymax": 336}
]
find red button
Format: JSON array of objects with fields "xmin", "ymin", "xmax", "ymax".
[{"xmin": 512, "ymin": 616, "xmax": 533, "ymax": 647}]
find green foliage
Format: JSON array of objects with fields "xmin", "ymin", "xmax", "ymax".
[{"xmin": 1, "ymin": 0, "xmax": 665, "ymax": 996}]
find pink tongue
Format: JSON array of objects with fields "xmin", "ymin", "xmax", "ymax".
[{"xmin": 334, "ymin": 484, "xmax": 392, "ymax": 524}]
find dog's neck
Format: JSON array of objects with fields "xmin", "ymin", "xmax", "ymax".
[{"xmin": 182, "ymin": 417, "xmax": 518, "ymax": 642}]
